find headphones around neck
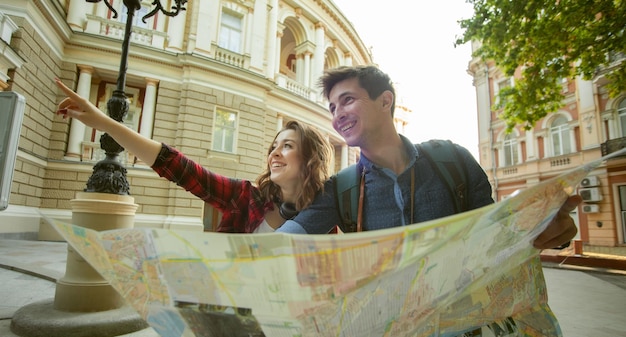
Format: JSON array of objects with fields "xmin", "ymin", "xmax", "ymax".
[{"xmin": 278, "ymin": 202, "xmax": 299, "ymax": 220}]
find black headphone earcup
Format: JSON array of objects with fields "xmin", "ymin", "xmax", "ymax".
[{"xmin": 279, "ymin": 202, "xmax": 299, "ymax": 220}]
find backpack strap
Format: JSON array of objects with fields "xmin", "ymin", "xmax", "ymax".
[
  {"xmin": 333, "ymin": 139, "xmax": 469, "ymax": 233},
  {"xmin": 416, "ymin": 139, "xmax": 468, "ymax": 213},
  {"xmin": 332, "ymin": 164, "xmax": 363, "ymax": 233}
]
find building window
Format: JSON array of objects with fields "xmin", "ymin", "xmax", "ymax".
[
  {"xmin": 618, "ymin": 98, "xmax": 626, "ymax": 137},
  {"xmin": 120, "ymin": 4, "xmax": 150, "ymax": 29},
  {"xmin": 550, "ymin": 115, "xmax": 571, "ymax": 156},
  {"xmin": 212, "ymin": 108, "xmax": 237, "ymax": 153},
  {"xmin": 503, "ymin": 134, "xmax": 518, "ymax": 166},
  {"xmin": 495, "ymin": 77, "xmax": 513, "ymax": 106},
  {"xmin": 218, "ymin": 11, "xmax": 242, "ymax": 53}
]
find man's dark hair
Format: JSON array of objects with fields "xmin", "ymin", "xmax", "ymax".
[{"xmin": 318, "ymin": 65, "xmax": 396, "ymax": 116}]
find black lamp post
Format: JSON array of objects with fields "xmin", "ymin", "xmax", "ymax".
[{"xmin": 84, "ymin": 0, "xmax": 187, "ymax": 195}]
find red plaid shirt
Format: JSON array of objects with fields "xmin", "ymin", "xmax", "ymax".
[{"xmin": 151, "ymin": 143, "xmax": 273, "ymax": 233}]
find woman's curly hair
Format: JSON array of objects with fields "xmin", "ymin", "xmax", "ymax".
[{"xmin": 256, "ymin": 120, "xmax": 334, "ymax": 210}]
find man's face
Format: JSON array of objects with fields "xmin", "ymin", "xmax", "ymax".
[{"xmin": 328, "ymin": 77, "xmax": 387, "ymax": 147}]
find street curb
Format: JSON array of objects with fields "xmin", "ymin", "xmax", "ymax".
[{"xmin": 541, "ymin": 256, "xmax": 626, "ymax": 276}]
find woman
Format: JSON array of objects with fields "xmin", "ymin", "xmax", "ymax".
[{"xmin": 54, "ymin": 79, "xmax": 334, "ymax": 233}]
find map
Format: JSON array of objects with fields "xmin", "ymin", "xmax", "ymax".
[{"xmin": 48, "ymin": 150, "xmax": 620, "ymax": 337}]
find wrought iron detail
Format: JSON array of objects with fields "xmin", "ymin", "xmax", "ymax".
[
  {"xmin": 145, "ymin": 0, "xmax": 188, "ymax": 21},
  {"xmin": 86, "ymin": 0, "xmax": 187, "ymax": 22},
  {"xmin": 85, "ymin": 156, "xmax": 130, "ymax": 194}
]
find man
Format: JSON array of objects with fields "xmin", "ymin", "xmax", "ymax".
[
  {"xmin": 278, "ymin": 65, "xmax": 580, "ymax": 250},
  {"xmin": 277, "ymin": 65, "xmax": 579, "ymax": 336}
]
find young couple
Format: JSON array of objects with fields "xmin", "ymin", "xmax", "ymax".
[{"xmin": 55, "ymin": 65, "xmax": 579, "ymax": 247}]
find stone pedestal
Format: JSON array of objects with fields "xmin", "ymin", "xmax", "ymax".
[{"xmin": 11, "ymin": 192, "xmax": 152, "ymax": 337}]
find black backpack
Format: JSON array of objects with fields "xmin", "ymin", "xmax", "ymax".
[{"xmin": 332, "ymin": 139, "xmax": 468, "ymax": 233}]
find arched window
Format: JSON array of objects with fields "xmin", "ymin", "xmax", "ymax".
[
  {"xmin": 503, "ymin": 134, "xmax": 518, "ymax": 166},
  {"xmin": 550, "ymin": 115, "xmax": 571, "ymax": 156}
]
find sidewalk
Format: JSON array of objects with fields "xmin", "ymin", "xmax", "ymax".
[
  {"xmin": 0, "ymin": 239, "xmax": 158, "ymax": 337},
  {"xmin": 1, "ymin": 239, "xmax": 625, "ymax": 336}
]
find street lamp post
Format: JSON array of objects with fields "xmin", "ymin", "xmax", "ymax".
[{"xmin": 85, "ymin": 0, "xmax": 187, "ymax": 194}]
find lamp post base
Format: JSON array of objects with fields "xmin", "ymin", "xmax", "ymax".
[
  {"xmin": 10, "ymin": 299, "xmax": 154, "ymax": 337},
  {"xmin": 10, "ymin": 192, "xmax": 149, "ymax": 337}
]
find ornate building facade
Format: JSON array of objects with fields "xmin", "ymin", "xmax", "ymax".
[
  {"xmin": 0, "ymin": 0, "xmax": 384, "ymax": 237},
  {"xmin": 468, "ymin": 40, "xmax": 626, "ymax": 250}
]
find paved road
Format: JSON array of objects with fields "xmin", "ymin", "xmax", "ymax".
[{"xmin": 543, "ymin": 267, "xmax": 626, "ymax": 337}]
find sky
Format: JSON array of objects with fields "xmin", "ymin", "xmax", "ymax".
[{"xmin": 332, "ymin": 1, "xmax": 480, "ymax": 159}]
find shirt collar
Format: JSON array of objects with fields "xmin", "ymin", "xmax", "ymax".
[{"xmin": 358, "ymin": 134, "xmax": 418, "ymax": 173}]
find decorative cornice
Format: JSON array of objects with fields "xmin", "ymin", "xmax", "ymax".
[{"xmin": 311, "ymin": 0, "xmax": 372, "ymax": 63}]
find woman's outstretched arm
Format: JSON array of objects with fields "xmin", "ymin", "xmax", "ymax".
[{"xmin": 55, "ymin": 78, "xmax": 162, "ymax": 166}]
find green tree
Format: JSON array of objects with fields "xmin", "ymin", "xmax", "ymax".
[{"xmin": 457, "ymin": 0, "xmax": 626, "ymax": 132}]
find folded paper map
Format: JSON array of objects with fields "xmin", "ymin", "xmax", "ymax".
[{"xmin": 48, "ymin": 150, "xmax": 622, "ymax": 337}]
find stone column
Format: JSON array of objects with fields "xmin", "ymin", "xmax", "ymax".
[
  {"xmin": 525, "ymin": 129, "xmax": 536, "ymax": 160},
  {"xmin": 65, "ymin": 66, "xmax": 93, "ymax": 161},
  {"xmin": 296, "ymin": 53, "xmax": 304, "ymax": 83},
  {"xmin": 313, "ymin": 23, "xmax": 325, "ymax": 83},
  {"xmin": 244, "ymin": 7, "xmax": 254, "ymax": 56},
  {"xmin": 265, "ymin": 0, "xmax": 278, "ymax": 79},
  {"xmin": 276, "ymin": 114, "xmax": 284, "ymax": 132},
  {"xmin": 139, "ymin": 78, "xmax": 158, "ymax": 139},
  {"xmin": 341, "ymin": 144, "xmax": 348, "ymax": 169},
  {"xmin": 303, "ymin": 51, "xmax": 311, "ymax": 87},
  {"xmin": 274, "ymin": 29, "xmax": 284, "ymax": 78},
  {"xmin": 135, "ymin": 78, "xmax": 159, "ymax": 166}
]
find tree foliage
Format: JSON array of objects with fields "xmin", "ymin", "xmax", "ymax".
[{"xmin": 457, "ymin": 0, "xmax": 626, "ymax": 132}]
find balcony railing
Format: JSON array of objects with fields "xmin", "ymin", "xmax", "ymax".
[
  {"xmin": 213, "ymin": 46, "xmax": 249, "ymax": 69},
  {"xmin": 550, "ymin": 157, "xmax": 571, "ymax": 167},
  {"xmin": 85, "ymin": 15, "xmax": 167, "ymax": 48},
  {"xmin": 602, "ymin": 137, "xmax": 626, "ymax": 157},
  {"xmin": 275, "ymin": 73, "xmax": 313, "ymax": 100},
  {"xmin": 502, "ymin": 167, "xmax": 518, "ymax": 175},
  {"xmin": 492, "ymin": 152, "xmax": 582, "ymax": 182}
]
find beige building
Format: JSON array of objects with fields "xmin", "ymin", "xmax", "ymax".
[
  {"xmin": 468, "ymin": 40, "xmax": 626, "ymax": 250},
  {"xmin": 0, "ymin": 0, "xmax": 391, "ymax": 238}
]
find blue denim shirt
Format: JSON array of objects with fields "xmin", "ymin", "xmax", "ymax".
[{"xmin": 278, "ymin": 135, "xmax": 494, "ymax": 234}]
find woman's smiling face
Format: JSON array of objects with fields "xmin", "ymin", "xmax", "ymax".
[{"xmin": 268, "ymin": 129, "xmax": 303, "ymax": 188}]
